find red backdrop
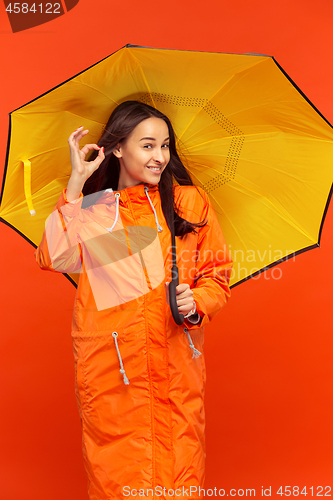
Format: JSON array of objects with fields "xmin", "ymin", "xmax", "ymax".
[{"xmin": 0, "ymin": 1, "xmax": 332, "ymax": 498}]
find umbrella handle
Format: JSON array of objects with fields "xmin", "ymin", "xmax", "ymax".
[
  {"xmin": 168, "ymin": 197, "xmax": 184, "ymax": 325},
  {"xmin": 169, "ymin": 265, "xmax": 184, "ymax": 326}
]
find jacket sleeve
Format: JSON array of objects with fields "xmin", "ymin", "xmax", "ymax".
[
  {"xmin": 34, "ymin": 188, "xmax": 84, "ymax": 274},
  {"xmin": 184, "ymin": 187, "xmax": 233, "ymax": 330},
  {"xmin": 186, "ymin": 312, "xmax": 201, "ymax": 324}
]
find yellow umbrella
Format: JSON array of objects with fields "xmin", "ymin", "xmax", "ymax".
[{"xmin": 1, "ymin": 44, "xmax": 332, "ymax": 288}]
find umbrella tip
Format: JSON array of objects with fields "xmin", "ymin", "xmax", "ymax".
[
  {"xmin": 30, "ymin": 210, "xmax": 36, "ymax": 216},
  {"xmin": 126, "ymin": 43, "xmax": 144, "ymax": 49}
]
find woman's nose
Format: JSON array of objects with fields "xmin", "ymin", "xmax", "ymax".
[{"xmin": 153, "ymin": 148, "xmax": 165, "ymax": 163}]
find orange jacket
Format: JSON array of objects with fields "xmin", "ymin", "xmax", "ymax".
[{"xmin": 34, "ymin": 182, "xmax": 233, "ymax": 500}]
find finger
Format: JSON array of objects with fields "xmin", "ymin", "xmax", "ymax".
[
  {"xmin": 68, "ymin": 128, "xmax": 89, "ymax": 143},
  {"xmin": 73, "ymin": 126, "xmax": 87, "ymax": 134},
  {"xmin": 88, "ymin": 150, "xmax": 105, "ymax": 172},
  {"xmin": 80, "ymin": 143, "xmax": 101, "ymax": 156},
  {"xmin": 177, "ymin": 296, "xmax": 194, "ymax": 307},
  {"xmin": 175, "ymin": 283, "xmax": 190, "ymax": 294},
  {"xmin": 74, "ymin": 130, "xmax": 89, "ymax": 142},
  {"xmin": 94, "ymin": 147, "xmax": 105, "ymax": 163},
  {"xmin": 69, "ymin": 127, "xmax": 87, "ymax": 138},
  {"xmin": 176, "ymin": 288, "xmax": 193, "ymax": 301},
  {"xmin": 177, "ymin": 297, "xmax": 195, "ymax": 310},
  {"xmin": 165, "ymin": 282, "xmax": 170, "ymax": 305},
  {"xmin": 68, "ymin": 131, "xmax": 89, "ymax": 150},
  {"xmin": 177, "ymin": 296, "xmax": 193, "ymax": 308}
]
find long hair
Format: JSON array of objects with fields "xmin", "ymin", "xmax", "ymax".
[{"xmin": 84, "ymin": 101, "xmax": 207, "ymax": 238}]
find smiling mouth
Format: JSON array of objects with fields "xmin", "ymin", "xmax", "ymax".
[{"xmin": 147, "ymin": 166, "xmax": 162, "ymax": 172}]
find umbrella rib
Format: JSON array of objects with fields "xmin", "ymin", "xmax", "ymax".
[
  {"xmin": 24, "ymin": 111, "xmax": 109, "ymax": 159},
  {"xmin": 25, "ymin": 146, "xmax": 68, "ymax": 159},
  {"xmin": 180, "ymin": 130, "xmax": 331, "ymax": 153},
  {"xmin": 63, "ymin": 110, "xmax": 107, "ymax": 125},
  {"xmin": 229, "ymin": 181, "xmax": 317, "ymax": 242},
  {"xmin": 227, "ymin": 100, "xmax": 304, "ymax": 119},
  {"xmin": 189, "ymin": 170, "xmax": 249, "ymax": 248},
  {"xmin": 126, "ymin": 51, "xmax": 155, "ymax": 106},
  {"xmin": 187, "ymin": 152, "xmax": 309, "ymax": 183},
  {"xmin": 190, "ymin": 161, "xmax": 316, "ymax": 243},
  {"xmin": 177, "ymin": 59, "xmax": 267, "ymax": 143},
  {"xmin": 208, "ymin": 190, "xmax": 249, "ymax": 248},
  {"xmin": 179, "ymin": 133, "xmax": 267, "ymax": 158},
  {"xmin": 198, "ymin": 58, "xmax": 268, "ymax": 110},
  {"xmin": 73, "ymin": 80, "xmax": 119, "ymax": 104},
  {"xmin": 24, "ymin": 144, "xmax": 84, "ymax": 159},
  {"xmin": 233, "ymin": 157, "xmax": 314, "ymax": 182}
]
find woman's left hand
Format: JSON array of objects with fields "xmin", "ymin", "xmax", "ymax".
[{"xmin": 165, "ymin": 282, "xmax": 195, "ymax": 316}]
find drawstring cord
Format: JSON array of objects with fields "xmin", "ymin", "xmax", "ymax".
[
  {"xmin": 112, "ymin": 332, "xmax": 130, "ymax": 385},
  {"xmin": 144, "ymin": 186, "xmax": 163, "ymax": 232},
  {"xmin": 112, "ymin": 326, "xmax": 201, "ymax": 386},
  {"xmin": 183, "ymin": 326, "xmax": 202, "ymax": 358},
  {"xmin": 106, "ymin": 192, "xmax": 120, "ymax": 232},
  {"xmin": 107, "ymin": 188, "xmax": 200, "ymax": 385},
  {"xmin": 106, "ymin": 188, "xmax": 162, "ymax": 234}
]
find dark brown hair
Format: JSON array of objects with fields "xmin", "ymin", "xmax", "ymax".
[{"xmin": 84, "ymin": 100, "xmax": 207, "ymax": 238}]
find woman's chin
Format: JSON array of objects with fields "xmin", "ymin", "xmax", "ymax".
[{"xmin": 145, "ymin": 172, "xmax": 161, "ymax": 184}]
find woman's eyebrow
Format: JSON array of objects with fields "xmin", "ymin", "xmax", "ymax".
[{"xmin": 139, "ymin": 137, "xmax": 170, "ymax": 141}]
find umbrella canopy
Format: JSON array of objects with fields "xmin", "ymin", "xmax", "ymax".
[{"xmin": 1, "ymin": 44, "xmax": 332, "ymax": 288}]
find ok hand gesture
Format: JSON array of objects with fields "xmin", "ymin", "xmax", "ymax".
[{"xmin": 68, "ymin": 126, "xmax": 105, "ymax": 183}]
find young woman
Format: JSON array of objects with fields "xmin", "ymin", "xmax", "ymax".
[{"xmin": 34, "ymin": 101, "xmax": 233, "ymax": 500}]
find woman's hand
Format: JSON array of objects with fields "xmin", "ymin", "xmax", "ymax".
[
  {"xmin": 165, "ymin": 282, "xmax": 196, "ymax": 316},
  {"xmin": 68, "ymin": 126, "xmax": 105, "ymax": 183}
]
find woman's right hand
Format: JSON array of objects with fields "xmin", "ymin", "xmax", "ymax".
[{"xmin": 68, "ymin": 126, "xmax": 105, "ymax": 182}]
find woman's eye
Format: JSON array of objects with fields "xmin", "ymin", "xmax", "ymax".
[
  {"xmin": 162, "ymin": 144, "xmax": 170, "ymax": 148},
  {"xmin": 143, "ymin": 144, "xmax": 152, "ymax": 148}
]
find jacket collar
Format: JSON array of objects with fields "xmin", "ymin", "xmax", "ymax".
[
  {"xmin": 95, "ymin": 182, "xmax": 159, "ymax": 205},
  {"xmin": 93, "ymin": 182, "xmax": 163, "ymax": 233}
]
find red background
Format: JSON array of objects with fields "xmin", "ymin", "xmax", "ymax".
[{"xmin": 0, "ymin": 1, "xmax": 332, "ymax": 498}]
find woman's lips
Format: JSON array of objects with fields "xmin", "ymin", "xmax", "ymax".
[{"xmin": 147, "ymin": 166, "xmax": 162, "ymax": 173}]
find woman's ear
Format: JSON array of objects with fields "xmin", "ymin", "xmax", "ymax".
[{"xmin": 113, "ymin": 143, "xmax": 122, "ymax": 159}]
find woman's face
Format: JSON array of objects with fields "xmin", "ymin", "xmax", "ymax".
[{"xmin": 113, "ymin": 117, "xmax": 170, "ymax": 190}]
